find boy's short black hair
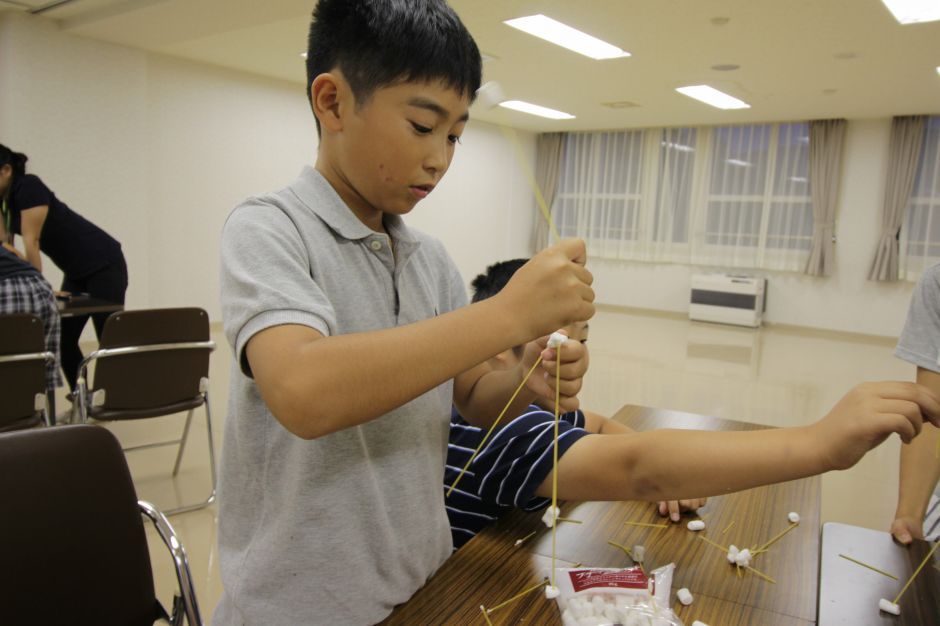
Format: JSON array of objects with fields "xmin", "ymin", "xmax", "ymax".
[
  {"xmin": 307, "ymin": 0, "xmax": 482, "ymax": 133},
  {"xmin": 471, "ymin": 258, "xmax": 528, "ymax": 303}
]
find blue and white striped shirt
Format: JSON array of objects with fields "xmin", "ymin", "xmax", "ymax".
[{"xmin": 444, "ymin": 404, "xmax": 590, "ymax": 550}]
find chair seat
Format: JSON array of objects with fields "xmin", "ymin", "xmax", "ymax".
[{"xmin": 89, "ymin": 396, "xmax": 205, "ymax": 421}]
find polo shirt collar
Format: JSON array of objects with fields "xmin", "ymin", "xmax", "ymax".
[{"xmin": 292, "ymin": 166, "xmax": 419, "ymax": 249}]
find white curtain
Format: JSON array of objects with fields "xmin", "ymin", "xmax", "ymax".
[
  {"xmin": 804, "ymin": 119, "xmax": 846, "ymax": 277},
  {"xmin": 532, "ymin": 133, "xmax": 565, "ymax": 252},
  {"xmin": 552, "ymin": 122, "xmax": 813, "ymax": 272},
  {"xmin": 900, "ymin": 116, "xmax": 940, "ymax": 281}
]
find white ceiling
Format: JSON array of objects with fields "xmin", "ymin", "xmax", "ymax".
[{"xmin": 5, "ymin": 0, "xmax": 940, "ymax": 132}]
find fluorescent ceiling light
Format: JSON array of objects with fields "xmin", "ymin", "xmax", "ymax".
[
  {"xmin": 726, "ymin": 159, "xmax": 752, "ymax": 167},
  {"xmin": 789, "ymin": 176, "xmax": 809, "ymax": 183},
  {"xmin": 880, "ymin": 0, "xmax": 940, "ymax": 24},
  {"xmin": 499, "ymin": 100, "xmax": 575, "ymax": 120},
  {"xmin": 504, "ymin": 14, "xmax": 630, "ymax": 60},
  {"xmin": 300, "ymin": 52, "xmax": 308, "ymax": 59},
  {"xmin": 676, "ymin": 85, "xmax": 750, "ymax": 110},
  {"xmin": 936, "ymin": 66, "xmax": 940, "ymax": 76},
  {"xmin": 661, "ymin": 141, "xmax": 695, "ymax": 153}
]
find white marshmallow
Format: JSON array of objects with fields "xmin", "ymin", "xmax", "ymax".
[
  {"xmin": 734, "ymin": 548, "xmax": 752, "ymax": 568},
  {"xmin": 591, "ymin": 595, "xmax": 608, "ymax": 614},
  {"xmin": 542, "ymin": 505, "xmax": 561, "ymax": 528},
  {"xmin": 878, "ymin": 598, "xmax": 901, "ymax": 615},
  {"xmin": 475, "ymin": 81, "xmax": 507, "ymax": 110},
  {"xmin": 562, "ymin": 609, "xmax": 580, "ymax": 626},
  {"xmin": 788, "ymin": 511, "xmax": 800, "ymax": 524},
  {"xmin": 676, "ymin": 587, "xmax": 694, "ymax": 606},
  {"xmin": 547, "ymin": 331, "xmax": 568, "ymax": 349},
  {"xmin": 545, "ymin": 585, "xmax": 561, "ymax": 599},
  {"xmin": 603, "ymin": 604, "xmax": 620, "ymax": 622},
  {"xmin": 687, "ymin": 520, "xmax": 706, "ymax": 531},
  {"xmin": 692, "ymin": 621, "xmax": 710, "ymax": 626},
  {"xmin": 726, "ymin": 544, "xmax": 739, "ymax": 564},
  {"xmin": 630, "ymin": 544, "xmax": 646, "ymax": 563}
]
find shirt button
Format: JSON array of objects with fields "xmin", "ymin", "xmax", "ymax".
[{"xmin": 370, "ymin": 240, "xmax": 382, "ymax": 251}]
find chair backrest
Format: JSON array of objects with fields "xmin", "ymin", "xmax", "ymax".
[
  {"xmin": 0, "ymin": 313, "xmax": 47, "ymax": 430},
  {"xmin": 90, "ymin": 307, "xmax": 211, "ymax": 413},
  {"xmin": 0, "ymin": 425, "xmax": 163, "ymax": 625}
]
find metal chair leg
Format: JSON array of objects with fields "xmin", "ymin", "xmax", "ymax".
[
  {"xmin": 165, "ymin": 393, "xmax": 217, "ymax": 516},
  {"xmin": 172, "ymin": 409, "xmax": 195, "ymax": 476}
]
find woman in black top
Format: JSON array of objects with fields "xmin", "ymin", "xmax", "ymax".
[{"xmin": 0, "ymin": 144, "xmax": 128, "ymax": 391}]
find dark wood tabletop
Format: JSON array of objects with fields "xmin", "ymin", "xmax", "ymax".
[
  {"xmin": 382, "ymin": 405, "xmax": 821, "ymax": 625},
  {"xmin": 818, "ymin": 522, "xmax": 940, "ymax": 625},
  {"xmin": 56, "ymin": 296, "xmax": 123, "ymax": 318}
]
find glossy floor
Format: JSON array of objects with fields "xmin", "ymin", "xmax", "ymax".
[{"xmin": 65, "ymin": 307, "xmax": 918, "ymax": 621}]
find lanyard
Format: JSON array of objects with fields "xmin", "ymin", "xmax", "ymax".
[{"xmin": 0, "ymin": 196, "xmax": 10, "ymax": 244}]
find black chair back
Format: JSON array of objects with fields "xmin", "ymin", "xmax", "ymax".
[
  {"xmin": 0, "ymin": 313, "xmax": 48, "ymax": 430},
  {"xmin": 0, "ymin": 425, "xmax": 164, "ymax": 625}
]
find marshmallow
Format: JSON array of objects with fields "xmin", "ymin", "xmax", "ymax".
[
  {"xmin": 878, "ymin": 598, "xmax": 901, "ymax": 615},
  {"xmin": 692, "ymin": 622, "xmax": 710, "ymax": 626},
  {"xmin": 734, "ymin": 548, "xmax": 752, "ymax": 568},
  {"xmin": 677, "ymin": 587, "xmax": 694, "ymax": 606},
  {"xmin": 788, "ymin": 512, "xmax": 800, "ymax": 524},
  {"xmin": 726, "ymin": 544, "xmax": 739, "ymax": 564},
  {"xmin": 542, "ymin": 505, "xmax": 561, "ymax": 528},
  {"xmin": 591, "ymin": 595, "xmax": 608, "ymax": 615},
  {"xmin": 632, "ymin": 544, "xmax": 646, "ymax": 563},
  {"xmin": 475, "ymin": 81, "xmax": 507, "ymax": 110},
  {"xmin": 687, "ymin": 520, "xmax": 706, "ymax": 531},
  {"xmin": 547, "ymin": 331, "xmax": 568, "ymax": 349},
  {"xmin": 562, "ymin": 609, "xmax": 580, "ymax": 626},
  {"xmin": 545, "ymin": 585, "xmax": 561, "ymax": 599}
]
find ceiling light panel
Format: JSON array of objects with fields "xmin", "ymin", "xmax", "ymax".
[{"xmin": 504, "ymin": 14, "xmax": 630, "ymax": 60}]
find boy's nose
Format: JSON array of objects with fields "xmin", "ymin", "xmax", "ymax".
[{"xmin": 424, "ymin": 141, "xmax": 450, "ymax": 177}]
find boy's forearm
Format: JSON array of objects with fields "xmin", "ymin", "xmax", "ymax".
[
  {"xmin": 250, "ymin": 296, "xmax": 531, "ymax": 439},
  {"xmin": 553, "ymin": 426, "xmax": 829, "ymax": 502},
  {"xmin": 456, "ymin": 365, "xmax": 536, "ymax": 428},
  {"xmin": 896, "ymin": 423, "xmax": 940, "ymax": 518}
]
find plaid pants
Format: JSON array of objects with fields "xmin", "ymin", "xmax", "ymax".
[{"xmin": 0, "ymin": 274, "xmax": 62, "ymax": 391}]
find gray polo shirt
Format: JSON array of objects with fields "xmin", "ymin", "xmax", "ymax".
[{"xmin": 215, "ymin": 166, "xmax": 467, "ymax": 625}]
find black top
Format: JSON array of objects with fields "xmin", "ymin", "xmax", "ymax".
[
  {"xmin": 4, "ymin": 174, "xmax": 123, "ymax": 278},
  {"xmin": 0, "ymin": 246, "xmax": 40, "ymax": 280}
]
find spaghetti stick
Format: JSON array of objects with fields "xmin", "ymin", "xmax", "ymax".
[
  {"xmin": 487, "ymin": 579, "xmax": 549, "ymax": 614},
  {"xmin": 698, "ymin": 534, "xmax": 728, "ymax": 554},
  {"xmin": 745, "ymin": 565, "xmax": 777, "ymax": 584},
  {"xmin": 624, "ymin": 521, "xmax": 670, "ymax": 529},
  {"xmin": 447, "ymin": 356, "xmax": 543, "ymax": 497},
  {"xmin": 556, "ymin": 517, "xmax": 582, "ymax": 524},
  {"xmin": 722, "ymin": 521, "xmax": 736, "ymax": 535},
  {"xmin": 498, "ymin": 125, "xmax": 560, "ymax": 242},
  {"xmin": 838, "ymin": 554, "xmax": 899, "ymax": 580},
  {"xmin": 514, "ymin": 531, "xmax": 536, "ymax": 547},
  {"xmin": 755, "ymin": 523, "xmax": 798, "ymax": 553},
  {"xmin": 607, "ymin": 539, "xmax": 632, "ymax": 556},
  {"xmin": 550, "ymin": 345, "xmax": 561, "ymax": 587},
  {"xmin": 893, "ymin": 539, "xmax": 940, "ymax": 604}
]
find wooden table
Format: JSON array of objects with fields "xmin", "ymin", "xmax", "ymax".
[
  {"xmin": 818, "ymin": 522, "xmax": 939, "ymax": 625},
  {"xmin": 56, "ymin": 296, "xmax": 123, "ymax": 318},
  {"xmin": 382, "ymin": 405, "xmax": 820, "ymax": 625}
]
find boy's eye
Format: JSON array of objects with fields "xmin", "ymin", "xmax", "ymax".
[
  {"xmin": 580, "ymin": 339, "xmax": 588, "ymax": 344},
  {"xmin": 448, "ymin": 135, "xmax": 462, "ymax": 145},
  {"xmin": 410, "ymin": 122, "xmax": 432, "ymax": 134}
]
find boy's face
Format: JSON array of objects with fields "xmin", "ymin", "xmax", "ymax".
[{"xmin": 324, "ymin": 77, "xmax": 470, "ymax": 226}]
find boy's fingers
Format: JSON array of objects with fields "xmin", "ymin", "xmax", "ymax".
[
  {"xmin": 878, "ymin": 400, "xmax": 924, "ymax": 437},
  {"xmin": 668, "ymin": 500, "xmax": 680, "ymax": 522},
  {"xmin": 557, "ymin": 238, "xmax": 587, "ymax": 265},
  {"xmin": 888, "ymin": 413, "xmax": 917, "ymax": 444}
]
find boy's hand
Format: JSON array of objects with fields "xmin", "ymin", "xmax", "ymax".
[
  {"xmin": 812, "ymin": 382, "xmax": 940, "ymax": 471},
  {"xmin": 498, "ymin": 239, "xmax": 594, "ymax": 339},
  {"xmin": 521, "ymin": 332, "xmax": 588, "ymax": 413},
  {"xmin": 890, "ymin": 514, "xmax": 924, "ymax": 545},
  {"xmin": 657, "ymin": 498, "xmax": 708, "ymax": 522}
]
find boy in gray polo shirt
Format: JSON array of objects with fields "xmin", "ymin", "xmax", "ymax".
[{"xmin": 215, "ymin": 1, "xmax": 595, "ymax": 624}]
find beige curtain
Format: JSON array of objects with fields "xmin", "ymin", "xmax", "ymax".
[
  {"xmin": 868, "ymin": 116, "xmax": 927, "ymax": 281},
  {"xmin": 804, "ymin": 119, "xmax": 846, "ymax": 276},
  {"xmin": 531, "ymin": 132, "xmax": 565, "ymax": 252}
]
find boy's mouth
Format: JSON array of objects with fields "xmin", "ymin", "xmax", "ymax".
[{"xmin": 410, "ymin": 184, "xmax": 434, "ymax": 199}]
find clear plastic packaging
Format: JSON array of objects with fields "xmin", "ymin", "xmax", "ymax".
[{"xmin": 553, "ymin": 564, "xmax": 685, "ymax": 626}]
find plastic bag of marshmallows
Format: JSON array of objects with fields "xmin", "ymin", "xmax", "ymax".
[{"xmin": 553, "ymin": 564, "xmax": 684, "ymax": 626}]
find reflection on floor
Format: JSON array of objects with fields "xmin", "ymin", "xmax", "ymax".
[{"xmin": 60, "ymin": 306, "xmax": 911, "ymax": 620}]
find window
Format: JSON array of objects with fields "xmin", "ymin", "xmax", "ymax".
[
  {"xmin": 552, "ymin": 122, "xmax": 812, "ymax": 271},
  {"xmin": 901, "ymin": 116, "xmax": 940, "ymax": 280}
]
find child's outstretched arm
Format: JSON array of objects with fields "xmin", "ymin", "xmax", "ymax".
[
  {"xmin": 245, "ymin": 239, "xmax": 594, "ymax": 440},
  {"xmin": 892, "ymin": 368, "xmax": 940, "ymax": 544},
  {"xmin": 534, "ymin": 382, "xmax": 940, "ymax": 502}
]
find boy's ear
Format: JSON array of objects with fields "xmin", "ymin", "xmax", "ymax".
[{"xmin": 310, "ymin": 73, "xmax": 345, "ymax": 133}]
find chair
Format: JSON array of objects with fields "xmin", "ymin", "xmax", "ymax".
[
  {"xmin": 0, "ymin": 425, "xmax": 202, "ymax": 626},
  {"xmin": 0, "ymin": 313, "xmax": 55, "ymax": 431},
  {"xmin": 75, "ymin": 307, "xmax": 217, "ymax": 515}
]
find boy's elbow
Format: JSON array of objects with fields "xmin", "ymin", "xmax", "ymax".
[{"xmin": 262, "ymin": 376, "xmax": 333, "ymax": 440}]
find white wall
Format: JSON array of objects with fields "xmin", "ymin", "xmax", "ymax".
[
  {"xmin": 0, "ymin": 11, "xmax": 536, "ymax": 322},
  {"xmin": 591, "ymin": 118, "xmax": 915, "ymax": 338}
]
